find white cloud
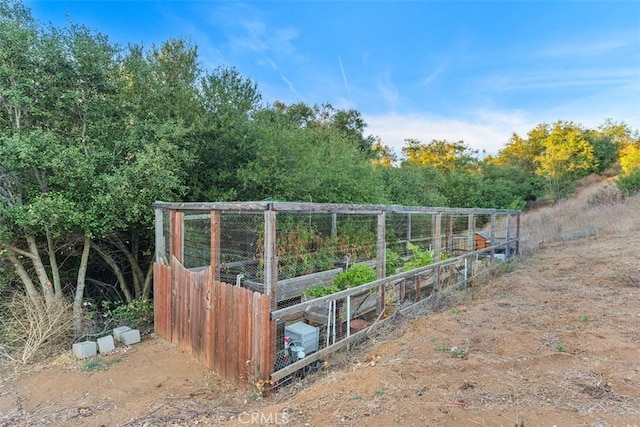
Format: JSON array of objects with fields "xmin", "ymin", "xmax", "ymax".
[{"xmin": 364, "ymin": 110, "xmax": 535, "ymax": 157}]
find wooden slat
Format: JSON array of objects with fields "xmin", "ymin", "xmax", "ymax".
[
  {"xmin": 218, "ymin": 281, "xmax": 228, "ymax": 378},
  {"xmin": 252, "ymin": 291, "xmax": 261, "ymax": 381},
  {"xmin": 156, "ymin": 255, "xmax": 274, "ymax": 385},
  {"xmin": 203, "ymin": 267, "xmax": 214, "ymax": 370},
  {"xmin": 260, "ymin": 295, "xmax": 273, "ymax": 382},
  {"xmin": 245, "ymin": 291, "xmax": 254, "ymax": 383},
  {"xmin": 153, "ymin": 262, "xmax": 171, "ymax": 340},
  {"xmin": 170, "ymin": 256, "xmax": 179, "ymax": 344},
  {"xmin": 228, "ymin": 286, "xmax": 238, "ymax": 381},
  {"xmin": 211, "ymin": 278, "xmax": 220, "ymax": 374}
]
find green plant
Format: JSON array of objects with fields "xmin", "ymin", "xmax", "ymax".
[
  {"xmin": 385, "ymin": 249, "xmax": 402, "ymax": 275},
  {"xmin": 373, "ymin": 388, "xmax": 384, "ymax": 395},
  {"xmin": 333, "ymin": 264, "xmax": 377, "ymax": 290},
  {"xmin": 556, "ymin": 340, "xmax": 566, "ymax": 352},
  {"xmin": 103, "ymin": 299, "xmax": 154, "ymax": 332},
  {"xmin": 402, "ymin": 242, "xmax": 434, "ymax": 271},
  {"xmin": 580, "ymin": 315, "xmax": 591, "ymax": 324},
  {"xmin": 303, "ymin": 285, "xmax": 340, "ymax": 299},
  {"xmin": 450, "ymin": 346, "xmax": 467, "ymax": 358},
  {"xmin": 616, "ymin": 167, "xmax": 640, "ymax": 196},
  {"xmin": 450, "ymin": 307, "xmax": 460, "ymax": 314},
  {"xmin": 83, "ymin": 357, "xmax": 120, "ymax": 372}
]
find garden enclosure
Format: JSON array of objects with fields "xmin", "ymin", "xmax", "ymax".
[{"xmin": 152, "ymin": 201, "xmax": 520, "ymax": 386}]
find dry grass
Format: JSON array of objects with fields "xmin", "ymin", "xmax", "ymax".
[
  {"xmin": 3, "ymin": 293, "xmax": 73, "ymax": 364},
  {"xmin": 519, "ymin": 177, "xmax": 640, "ymax": 256}
]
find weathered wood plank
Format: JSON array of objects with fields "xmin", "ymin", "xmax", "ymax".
[
  {"xmin": 218, "ymin": 281, "xmax": 227, "ymax": 378},
  {"xmin": 210, "ymin": 210, "xmax": 221, "ymax": 281},
  {"xmin": 154, "ymin": 200, "xmax": 520, "ymax": 216},
  {"xmin": 153, "ymin": 262, "xmax": 171, "ymax": 340},
  {"xmin": 169, "ymin": 210, "xmax": 183, "ymax": 263}
]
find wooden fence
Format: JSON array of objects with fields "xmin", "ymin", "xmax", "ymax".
[
  {"xmin": 153, "ymin": 201, "xmax": 520, "ymax": 387},
  {"xmin": 153, "ymin": 256, "xmax": 273, "ymax": 384}
]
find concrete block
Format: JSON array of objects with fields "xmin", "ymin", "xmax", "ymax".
[
  {"xmin": 113, "ymin": 326, "xmax": 131, "ymax": 342},
  {"xmin": 97, "ymin": 335, "xmax": 115, "ymax": 354},
  {"xmin": 120, "ymin": 329, "xmax": 141, "ymax": 345},
  {"xmin": 72, "ymin": 341, "xmax": 97, "ymax": 359}
]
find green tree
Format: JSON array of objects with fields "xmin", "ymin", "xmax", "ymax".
[
  {"xmin": 491, "ymin": 131, "xmax": 544, "ymax": 175},
  {"xmin": 0, "ymin": 3, "xmax": 188, "ymax": 334},
  {"xmin": 619, "ymin": 142, "xmax": 640, "ymax": 175},
  {"xmin": 375, "ymin": 164, "xmax": 447, "ymax": 206},
  {"xmin": 189, "ymin": 67, "xmax": 261, "ymax": 201},
  {"xmin": 239, "ymin": 103, "xmax": 384, "ymax": 203},
  {"xmin": 534, "ymin": 121, "xmax": 599, "ymax": 200},
  {"xmin": 402, "ymin": 139, "xmax": 478, "ymax": 173}
]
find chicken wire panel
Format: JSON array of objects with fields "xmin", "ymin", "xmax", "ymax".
[
  {"xmin": 219, "ymin": 212, "xmax": 262, "ymax": 285},
  {"xmin": 408, "ymin": 213, "xmax": 433, "ymax": 251},
  {"xmin": 445, "ymin": 214, "xmax": 471, "ymax": 255},
  {"xmin": 182, "ymin": 211, "xmax": 211, "ymax": 269},
  {"xmin": 274, "ymin": 212, "xmax": 336, "ymax": 281},
  {"xmin": 160, "ymin": 209, "xmax": 170, "ymax": 263},
  {"xmin": 333, "ymin": 213, "xmax": 377, "ymax": 265}
]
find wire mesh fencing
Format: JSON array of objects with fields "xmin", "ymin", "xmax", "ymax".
[{"xmin": 153, "ymin": 202, "xmax": 520, "ymax": 386}]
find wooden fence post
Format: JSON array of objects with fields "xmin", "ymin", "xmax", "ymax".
[
  {"xmin": 490, "ymin": 212, "xmax": 496, "ymax": 258},
  {"xmin": 376, "ymin": 211, "xmax": 386, "ymax": 315},
  {"xmin": 506, "ymin": 213, "xmax": 512, "ymax": 259},
  {"xmin": 466, "ymin": 213, "xmax": 475, "ymax": 286},
  {"xmin": 210, "ymin": 210, "xmax": 221, "ymax": 281},
  {"xmin": 264, "ymin": 206, "xmax": 277, "ymax": 311},
  {"xmin": 155, "ymin": 207, "xmax": 165, "ymax": 263},
  {"xmin": 516, "ymin": 212, "xmax": 521, "ymax": 255},
  {"xmin": 433, "ymin": 213, "xmax": 442, "ymax": 292}
]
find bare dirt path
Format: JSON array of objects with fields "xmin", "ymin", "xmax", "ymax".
[{"xmin": 1, "ymin": 199, "xmax": 639, "ymax": 426}]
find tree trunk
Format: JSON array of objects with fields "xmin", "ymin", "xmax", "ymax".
[
  {"xmin": 92, "ymin": 244, "xmax": 134, "ymax": 303},
  {"xmin": 26, "ymin": 235, "xmax": 55, "ymax": 307},
  {"xmin": 109, "ymin": 235, "xmax": 144, "ymax": 298},
  {"xmin": 45, "ymin": 227, "xmax": 63, "ymax": 297},
  {"xmin": 73, "ymin": 235, "xmax": 91, "ymax": 336},
  {"xmin": 142, "ymin": 262, "xmax": 153, "ymax": 299},
  {"xmin": 7, "ymin": 251, "xmax": 44, "ymax": 310}
]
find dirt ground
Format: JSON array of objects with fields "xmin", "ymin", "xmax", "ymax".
[{"xmin": 1, "ymin": 215, "xmax": 640, "ymax": 426}]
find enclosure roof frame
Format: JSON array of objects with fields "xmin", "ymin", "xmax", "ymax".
[{"xmin": 153, "ymin": 201, "xmax": 520, "ymax": 215}]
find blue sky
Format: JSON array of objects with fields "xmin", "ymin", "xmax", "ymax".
[{"xmin": 28, "ymin": 1, "xmax": 640, "ymax": 157}]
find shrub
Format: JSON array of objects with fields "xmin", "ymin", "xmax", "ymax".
[
  {"xmin": 616, "ymin": 168, "xmax": 640, "ymax": 197},
  {"xmin": 333, "ymin": 264, "xmax": 377, "ymax": 291},
  {"xmin": 402, "ymin": 242, "xmax": 434, "ymax": 271},
  {"xmin": 385, "ymin": 250, "xmax": 402, "ymax": 275},
  {"xmin": 303, "ymin": 285, "xmax": 340, "ymax": 299},
  {"xmin": 587, "ymin": 184, "xmax": 622, "ymax": 206},
  {"xmin": 4, "ymin": 293, "xmax": 73, "ymax": 364},
  {"xmin": 102, "ymin": 299, "xmax": 154, "ymax": 333}
]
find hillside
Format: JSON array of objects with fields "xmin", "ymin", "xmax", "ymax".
[{"xmin": 1, "ymin": 180, "xmax": 639, "ymax": 427}]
